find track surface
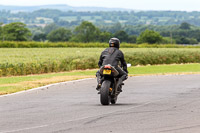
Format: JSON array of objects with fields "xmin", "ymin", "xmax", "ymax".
[{"xmin": 1, "ymin": 75, "xmax": 200, "ymax": 133}]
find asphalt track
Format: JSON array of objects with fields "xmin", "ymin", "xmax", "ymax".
[{"xmin": 0, "ymin": 74, "xmax": 200, "ymax": 133}]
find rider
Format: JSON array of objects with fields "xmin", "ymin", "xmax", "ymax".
[{"xmin": 96, "ymin": 38, "xmax": 128, "ymax": 92}]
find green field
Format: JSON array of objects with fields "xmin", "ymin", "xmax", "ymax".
[
  {"xmin": 1, "ymin": 48, "xmax": 200, "ymax": 77},
  {"xmin": 59, "ymin": 16, "xmax": 102, "ymax": 22}
]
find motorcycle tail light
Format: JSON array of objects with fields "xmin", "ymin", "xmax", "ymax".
[{"xmin": 104, "ymin": 65, "xmax": 111, "ymax": 69}]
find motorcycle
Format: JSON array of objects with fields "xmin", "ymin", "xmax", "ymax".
[{"xmin": 98, "ymin": 64, "xmax": 131, "ymax": 105}]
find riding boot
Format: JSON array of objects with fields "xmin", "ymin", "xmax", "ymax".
[
  {"xmin": 96, "ymin": 72, "xmax": 102, "ymax": 91},
  {"xmin": 116, "ymin": 75, "xmax": 127, "ymax": 92}
]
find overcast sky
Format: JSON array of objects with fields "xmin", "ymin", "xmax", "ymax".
[{"xmin": 0, "ymin": 0, "xmax": 199, "ymax": 11}]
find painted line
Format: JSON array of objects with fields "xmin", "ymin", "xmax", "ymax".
[
  {"xmin": 0, "ymin": 125, "xmax": 49, "ymax": 133},
  {"xmin": 0, "ymin": 78, "xmax": 94, "ymax": 98}
]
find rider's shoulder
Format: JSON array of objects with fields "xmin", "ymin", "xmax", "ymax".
[
  {"xmin": 101, "ymin": 48, "xmax": 109, "ymax": 54},
  {"xmin": 103, "ymin": 47, "xmax": 113, "ymax": 51},
  {"xmin": 118, "ymin": 49, "xmax": 123, "ymax": 53},
  {"xmin": 103, "ymin": 47, "xmax": 109, "ymax": 52}
]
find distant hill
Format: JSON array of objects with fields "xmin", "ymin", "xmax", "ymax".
[{"xmin": 0, "ymin": 4, "xmax": 131, "ymax": 12}]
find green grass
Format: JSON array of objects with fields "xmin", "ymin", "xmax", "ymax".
[
  {"xmin": 0, "ymin": 63, "xmax": 199, "ymax": 95},
  {"xmin": 130, "ymin": 64, "xmax": 200, "ymax": 75},
  {"xmin": 0, "ymin": 48, "xmax": 102, "ymax": 64},
  {"xmin": 0, "ymin": 70, "xmax": 96, "ymax": 85}
]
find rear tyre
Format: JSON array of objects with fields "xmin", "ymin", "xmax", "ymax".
[{"xmin": 100, "ymin": 80, "xmax": 111, "ymax": 105}]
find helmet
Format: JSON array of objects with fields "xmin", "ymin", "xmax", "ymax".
[{"xmin": 109, "ymin": 38, "xmax": 120, "ymax": 48}]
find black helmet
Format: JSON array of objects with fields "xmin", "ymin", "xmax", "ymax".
[{"xmin": 109, "ymin": 38, "xmax": 120, "ymax": 48}]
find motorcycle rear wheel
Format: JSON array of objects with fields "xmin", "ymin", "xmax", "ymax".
[{"xmin": 100, "ymin": 80, "xmax": 111, "ymax": 105}]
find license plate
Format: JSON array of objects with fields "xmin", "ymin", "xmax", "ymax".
[{"xmin": 103, "ymin": 70, "xmax": 111, "ymax": 75}]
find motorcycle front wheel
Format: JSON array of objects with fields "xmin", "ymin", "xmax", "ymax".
[{"xmin": 100, "ymin": 80, "xmax": 111, "ymax": 105}]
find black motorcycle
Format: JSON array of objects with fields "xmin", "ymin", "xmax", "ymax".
[{"xmin": 98, "ymin": 64, "xmax": 124, "ymax": 105}]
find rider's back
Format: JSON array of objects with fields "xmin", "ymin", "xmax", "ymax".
[{"xmin": 100, "ymin": 47, "xmax": 124, "ymax": 67}]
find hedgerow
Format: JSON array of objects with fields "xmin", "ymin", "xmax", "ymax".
[
  {"xmin": 0, "ymin": 48, "xmax": 200, "ymax": 77},
  {"xmin": 0, "ymin": 41, "xmax": 200, "ymax": 48}
]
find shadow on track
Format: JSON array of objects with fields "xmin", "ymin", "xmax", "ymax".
[{"xmin": 93, "ymin": 103, "xmax": 139, "ymax": 106}]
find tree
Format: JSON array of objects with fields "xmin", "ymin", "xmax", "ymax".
[
  {"xmin": 114, "ymin": 30, "xmax": 129, "ymax": 43},
  {"xmin": 33, "ymin": 33, "xmax": 47, "ymax": 42},
  {"xmin": 47, "ymin": 28, "xmax": 72, "ymax": 42},
  {"xmin": 137, "ymin": 29, "xmax": 163, "ymax": 44},
  {"xmin": 98, "ymin": 31, "xmax": 112, "ymax": 42},
  {"xmin": 175, "ymin": 37, "xmax": 198, "ymax": 44},
  {"xmin": 180, "ymin": 22, "xmax": 190, "ymax": 30},
  {"xmin": 0, "ymin": 23, "xmax": 3, "ymax": 41},
  {"xmin": 128, "ymin": 35, "xmax": 137, "ymax": 43},
  {"xmin": 108, "ymin": 22, "xmax": 122, "ymax": 33},
  {"xmin": 43, "ymin": 23, "xmax": 59, "ymax": 34},
  {"xmin": 53, "ymin": 17, "xmax": 59, "ymax": 23},
  {"xmin": 3, "ymin": 22, "xmax": 31, "ymax": 41},
  {"xmin": 189, "ymin": 38, "xmax": 198, "ymax": 44},
  {"xmin": 57, "ymin": 20, "xmax": 69, "ymax": 26},
  {"xmin": 73, "ymin": 21, "xmax": 100, "ymax": 42},
  {"xmin": 161, "ymin": 37, "xmax": 176, "ymax": 44}
]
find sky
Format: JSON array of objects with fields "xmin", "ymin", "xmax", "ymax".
[{"xmin": 0, "ymin": 0, "xmax": 200, "ymax": 11}]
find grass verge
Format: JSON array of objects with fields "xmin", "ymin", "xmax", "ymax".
[{"xmin": 0, "ymin": 63, "xmax": 200, "ymax": 95}]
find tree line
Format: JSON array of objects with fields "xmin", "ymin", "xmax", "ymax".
[
  {"xmin": 0, "ymin": 21, "xmax": 200, "ymax": 44},
  {"xmin": 2, "ymin": 9, "xmax": 200, "ymax": 27}
]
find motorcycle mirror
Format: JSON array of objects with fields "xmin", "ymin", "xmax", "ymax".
[{"xmin": 127, "ymin": 63, "xmax": 131, "ymax": 67}]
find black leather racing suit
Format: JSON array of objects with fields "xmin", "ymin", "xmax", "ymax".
[{"xmin": 96, "ymin": 47, "xmax": 128, "ymax": 86}]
